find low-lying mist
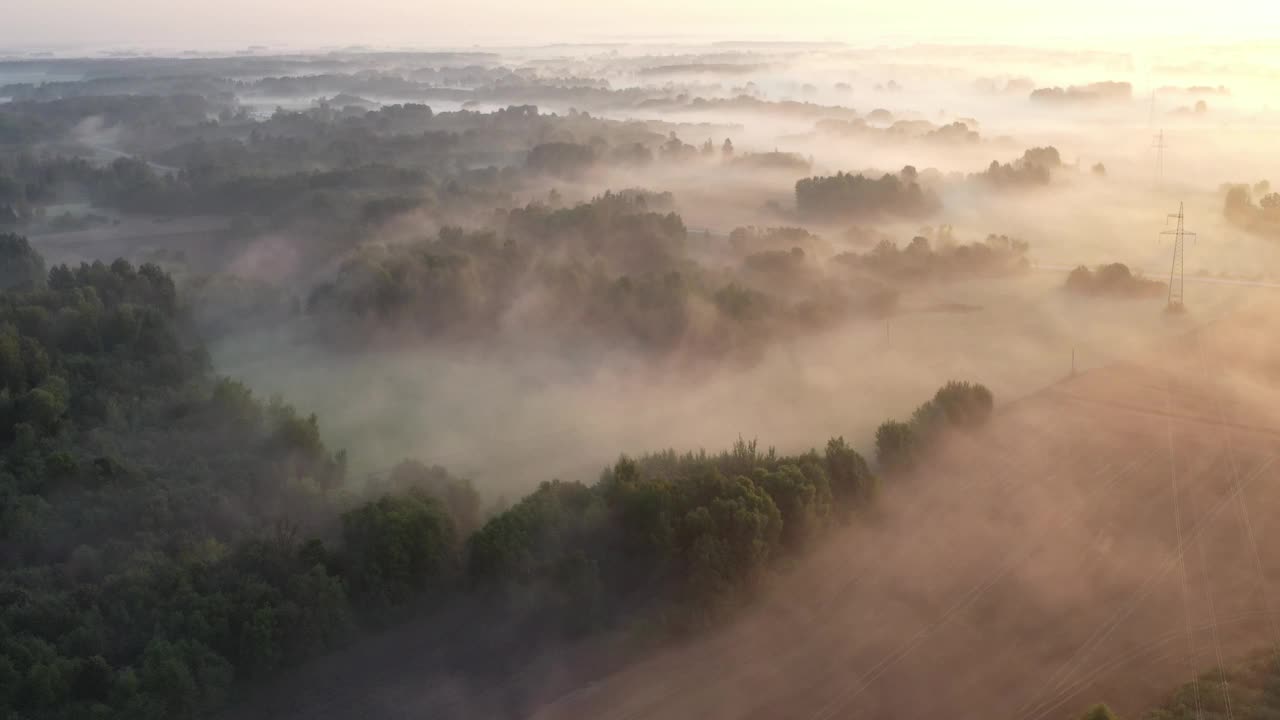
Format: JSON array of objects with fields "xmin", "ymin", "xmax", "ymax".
[
  {"xmin": 6, "ymin": 36, "xmax": 1280, "ymax": 720},
  {"xmin": 211, "ymin": 273, "xmax": 1258, "ymax": 496}
]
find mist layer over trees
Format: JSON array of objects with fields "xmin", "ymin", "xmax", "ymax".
[{"xmin": 1, "ymin": 36, "xmax": 1279, "ymax": 720}]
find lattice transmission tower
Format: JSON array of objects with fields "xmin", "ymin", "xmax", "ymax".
[{"xmin": 1161, "ymin": 202, "xmax": 1196, "ymax": 312}]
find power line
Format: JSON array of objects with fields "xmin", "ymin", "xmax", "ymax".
[
  {"xmin": 1194, "ymin": 473, "xmax": 1235, "ymax": 720},
  {"xmin": 1165, "ymin": 379, "xmax": 1204, "ymax": 720},
  {"xmin": 811, "ymin": 452, "xmax": 1158, "ymax": 720},
  {"xmin": 1020, "ymin": 607, "xmax": 1280, "ymax": 720},
  {"xmin": 1161, "ymin": 202, "xmax": 1197, "ymax": 312},
  {"xmin": 1019, "ymin": 456, "xmax": 1278, "ymax": 720},
  {"xmin": 1192, "ymin": 328, "xmax": 1280, "ymax": 656}
]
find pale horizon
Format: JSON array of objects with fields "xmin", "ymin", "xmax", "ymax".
[{"xmin": 5, "ymin": 0, "xmax": 1280, "ymax": 53}]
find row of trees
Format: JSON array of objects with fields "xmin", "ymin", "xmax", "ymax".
[
  {"xmin": 523, "ymin": 136, "xmax": 750, "ymax": 179},
  {"xmin": 1029, "ymin": 81, "xmax": 1132, "ymax": 104},
  {"xmin": 814, "ymin": 117, "xmax": 980, "ymax": 146},
  {"xmin": 795, "ymin": 167, "xmax": 941, "ymax": 221},
  {"xmin": 1064, "ymin": 263, "xmax": 1165, "ymax": 298},
  {"xmin": 834, "ymin": 233, "xmax": 1031, "ymax": 282},
  {"xmin": 875, "ymin": 381, "xmax": 995, "ymax": 472},
  {"xmin": 0, "ymin": 151, "xmax": 452, "ymax": 226}
]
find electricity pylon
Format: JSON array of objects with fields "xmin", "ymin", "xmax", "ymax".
[{"xmin": 1161, "ymin": 202, "xmax": 1196, "ymax": 312}]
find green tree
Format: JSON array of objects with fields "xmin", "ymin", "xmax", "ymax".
[
  {"xmin": 468, "ymin": 480, "xmax": 603, "ymax": 586},
  {"xmin": 0, "ymin": 234, "xmax": 46, "ymax": 291},
  {"xmin": 384, "ymin": 460, "xmax": 481, "ymax": 535},
  {"xmin": 756, "ymin": 464, "xmax": 831, "ymax": 549},
  {"xmin": 825, "ymin": 436, "xmax": 875, "ymax": 513},
  {"xmin": 678, "ymin": 473, "xmax": 781, "ymax": 604},
  {"xmin": 876, "ymin": 419, "xmax": 916, "ymax": 471},
  {"xmin": 341, "ymin": 491, "xmax": 458, "ymax": 606}
]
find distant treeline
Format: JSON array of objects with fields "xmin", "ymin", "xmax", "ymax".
[
  {"xmin": 814, "ymin": 117, "xmax": 981, "ymax": 145},
  {"xmin": 0, "ymin": 55, "xmax": 865, "ymax": 124},
  {"xmin": 834, "ymin": 233, "xmax": 1031, "ymax": 282},
  {"xmin": 521, "ymin": 134, "xmax": 776, "ymax": 179},
  {"xmin": 1223, "ymin": 181, "xmax": 1280, "ymax": 240},
  {"xmin": 795, "ymin": 166, "xmax": 940, "ymax": 221},
  {"xmin": 1064, "ymin": 263, "xmax": 1165, "ymax": 299},
  {"xmin": 973, "ymin": 146, "xmax": 1062, "ymax": 188},
  {"xmin": 0, "ymin": 95, "xmax": 776, "ymax": 243},
  {"xmin": 1029, "ymin": 81, "xmax": 1132, "ymax": 103}
]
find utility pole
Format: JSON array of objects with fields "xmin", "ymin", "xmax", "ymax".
[{"xmin": 1161, "ymin": 202, "xmax": 1196, "ymax": 312}]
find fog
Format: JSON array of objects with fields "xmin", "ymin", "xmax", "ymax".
[
  {"xmin": 11, "ymin": 38, "xmax": 1278, "ymax": 495},
  {"xmin": 5, "ymin": 32, "xmax": 1280, "ymax": 720},
  {"xmin": 213, "ymin": 274, "xmax": 1257, "ymax": 494},
  {"xmin": 236, "ymin": 298, "xmax": 1280, "ymax": 720},
  {"xmin": 520, "ymin": 314, "xmax": 1280, "ymax": 720},
  {"xmin": 170, "ymin": 42, "xmax": 1280, "ymax": 495}
]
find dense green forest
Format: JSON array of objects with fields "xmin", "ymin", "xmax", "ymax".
[{"xmin": 0, "ymin": 233, "xmax": 997, "ymax": 718}]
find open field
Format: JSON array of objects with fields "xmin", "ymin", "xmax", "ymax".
[{"xmin": 231, "ymin": 303, "xmax": 1280, "ymax": 720}]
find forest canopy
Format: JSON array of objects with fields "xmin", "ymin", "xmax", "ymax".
[{"xmin": 0, "ymin": 237, "xmax": 999, "ymax": 720}]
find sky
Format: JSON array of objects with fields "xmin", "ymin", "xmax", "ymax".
[{"xmin": 4, "ymin": 0, "xmax": 1280, "ymax": 52}]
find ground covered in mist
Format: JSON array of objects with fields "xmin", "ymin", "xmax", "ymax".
[{"xmin": 236, "ymin": 300, "xmax": 1280, "ymax": 720}]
